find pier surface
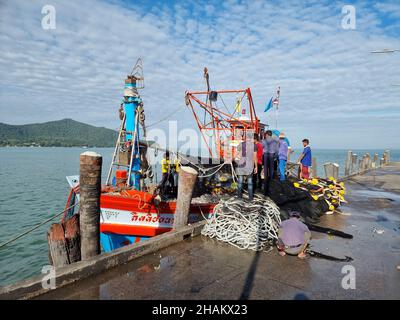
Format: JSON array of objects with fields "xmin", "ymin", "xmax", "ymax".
[{"xmin": 38, "ymin": 164, "xmax": 400, "ymax": 300}]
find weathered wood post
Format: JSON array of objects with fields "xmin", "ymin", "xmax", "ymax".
[
  {"xmin": 361, "ymin": 154, "xmax": 367, "ymax": 172},
  {"xmin": 64, "ymin": 214, "xmax": 81, "ymax": 263},
  {"xmin": 47, "ymin": 223, "xmax": 70, "ymax": 267},
  {"xmin": 345, "ymin": 150, "xmax": 352, "ymax": 176},
  {"xmin": 311, "ymin": 157, "xmax": 317, "ymax": 178},
  {"xmin": 173, "ymin": 166, "xmax": 198, "ymax": 229},
  {"xmin": 351, "ymin": 153, "xmax": 357, "ymax": 174},
  {"xmin": 384, "ymin": 150, "xmax": 390, "ymax": 164},
  {"xmin": 323, "ymin": 162, "xmax": 339, "ymax": 180},
  {"xmin": 365, "ymin": 153, "xmax": 371, "ymax": 170},
  {"xmin": 373, "ymin": 153, "xmax": 378, "ymax": 168},
  {"xmin": 80, "ymin": 151, "xmax": 102, "ymax": 260}
]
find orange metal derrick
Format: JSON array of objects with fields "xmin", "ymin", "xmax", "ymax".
[{"xmin": 185, "ymin": 86, "xmax": 261, "ymax": 159}]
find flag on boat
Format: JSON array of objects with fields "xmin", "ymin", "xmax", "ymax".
[
  {"xmin": 273, "ymin": 86, "xmax": 280, "ymax": 109},
  {"xmin": 264, "ymin": 97, "xmax": 273, "ymax": 112}
]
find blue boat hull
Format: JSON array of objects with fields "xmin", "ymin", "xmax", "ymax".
[{"xmin": 100, "ymin": 232, "xmax": 149, "ymax": 252}]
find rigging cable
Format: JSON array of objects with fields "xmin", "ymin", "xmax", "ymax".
[{"xmin": 0, "ymin": 202, "xmax": 79, "ymax": 249}]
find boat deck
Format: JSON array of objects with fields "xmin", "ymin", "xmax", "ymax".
[{"xmin": 37, "ymin": 164, "xmax": 400, "ymax": 300}]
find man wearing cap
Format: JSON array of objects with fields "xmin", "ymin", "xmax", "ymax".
[
  {"xmin": 277, "ymin": 132, "xmax": 288, "ymax": 181},
  {"xmin": 277, "ymin": 211, "xmax": 311, "ymax": 259}
]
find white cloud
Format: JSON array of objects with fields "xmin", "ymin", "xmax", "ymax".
[{"xmin": 0, "ymin": 0, "xmax": 399, "ymax": 149}]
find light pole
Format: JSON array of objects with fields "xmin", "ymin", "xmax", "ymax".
[
  {"xmin": 371, "ymin": 49, "xmax": 399, "ymax": 87},
  {"xmin": 371, "ymin": 49, "xmax": 400, "ymax": 53}
]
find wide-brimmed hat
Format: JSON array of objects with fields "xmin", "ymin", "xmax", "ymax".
[{"xmin": 279, "ymin": 132, "xmax": 286, "ymax": 139}]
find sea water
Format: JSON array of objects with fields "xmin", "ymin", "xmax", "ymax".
[{"xmin": 0, "ymin": 147, "xmax": 399, "ymax": 286}]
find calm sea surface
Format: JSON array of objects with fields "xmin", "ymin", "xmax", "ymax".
[{"xmin": 1, "ymin": 147, "xmax": 399, "ymax": 286}]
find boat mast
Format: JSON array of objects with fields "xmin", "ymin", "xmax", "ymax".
[
  {"xmin": 124, "ymin": 74, "xmax": 142, "ymax": 189},
  {"xmin": 105, "ymin": 58, "xmax": 145, "ymax": 189}
]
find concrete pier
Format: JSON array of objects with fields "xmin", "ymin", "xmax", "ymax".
[{"xmin": 34, "ymin": 163, "xmax": 400, "ymax": 300}]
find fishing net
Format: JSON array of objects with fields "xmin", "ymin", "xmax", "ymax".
[{"xmin": 201, "ymin": 194, "xmax": 281, "ymax": 251}]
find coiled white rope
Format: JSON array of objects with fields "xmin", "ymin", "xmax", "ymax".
[{"xmin": 201, "ymin": 194, "xmax": 281, "ymax": 251}]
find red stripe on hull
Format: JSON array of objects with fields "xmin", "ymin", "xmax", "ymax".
[
  {"xmin": 100, "ymin": 223, "xmax": 171, "ymax": 237},
  {"xmin": 99, "ymin": 190, "xmax": 216, "ymax": 237},
  {"xmin": 100, "ymin": 191, "xmax": 215, "ymax": 214}
]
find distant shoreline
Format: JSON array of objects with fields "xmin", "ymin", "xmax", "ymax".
[{"xmin": 1, "ymin": 146, "xmax": 398, "ymax": 151}]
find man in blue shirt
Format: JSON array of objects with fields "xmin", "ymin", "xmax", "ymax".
[{"xmin": 297, "ymin": 138, "xmax": 312, "ymax": 179}]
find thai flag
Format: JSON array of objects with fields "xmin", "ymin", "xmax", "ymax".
[{"xmin": 273, "ymin": 87, "xmax": 280, "ymax": 108}]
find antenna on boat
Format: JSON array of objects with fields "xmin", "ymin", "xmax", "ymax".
[
  {"xmin": 129, "ymin": 57, "xmax": 145, "ymax": 89},
  {"xmin": 106, "ymin": 58, "xmax": 147, "ymax": 189}
]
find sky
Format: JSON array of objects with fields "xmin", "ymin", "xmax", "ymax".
[{"xmin": 0, "ymin": 0, "xmax": 399, "ymax": 150}]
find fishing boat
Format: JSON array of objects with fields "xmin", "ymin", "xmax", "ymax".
[{"xmin": 62, "ymin": 61, "xmax": 265, "ymax": 252}]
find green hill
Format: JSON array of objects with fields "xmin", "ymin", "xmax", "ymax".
[{"xmin": 0, "ymin": 119, "xmax": 118, "ymax": 147}]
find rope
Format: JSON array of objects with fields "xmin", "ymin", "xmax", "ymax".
[
  {"xmin": 201, "ymin": 195, "xmax": 281, "ymax": 251},
  {"xmin": 146, "ymin": 105, "xmax": 184, "ymax": 129},
  {"xmin": 0, "ymin": 202, "xmax": 79, "ymax": 249},
  {"xmin": 123, "ymin": 192, "xmax": 150, "ymax": 210},
  {"xmin": 167, "ymin": 149, "xmax": 230, "ymax": 178},
  {"xmin": 306, "ymin": 248, "xmax": 353, "ymax": 262},
  {"xmin": 197, "ymin": 161, "xmax": 228, "ymax": 178}
]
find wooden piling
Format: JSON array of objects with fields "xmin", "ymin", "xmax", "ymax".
[
  {"xmin": 361, "ymin": 154, "xmax": 367, "ymax": 172},
  {"xmin": 345, "ymin": 150, "xmax": 352, "ymax": 176},
  {"xmin": 64, "ymin": 214, "xmax": 81, "ymax": 263},
  {"xmin": 351, "ymin": 153, "xmax": 357, "ymax": 174},
  {"xmin": 173, "ymin": 166, "xmax": 198, "ymax": 229},
  {"xmin": 373, "ymin": 153, "xmax": 378, "ymax": 168},
  {"xmin": 323, "ymin": 162, "xmax": 339, "ymax": 180},
  {"xmin": 47, "ymin": 223, "xmax": 69, "ymax": 268},
  {"xmin": 311, "ymin": 157, "xmax": 317, "ymax": 178},
  {"xmin": 80, "ymin": 151, "xmax": 102, "ymax": 260},
  {"xmin": 383, "ymin": 150, "xmax": 390, "ymax": 165}
]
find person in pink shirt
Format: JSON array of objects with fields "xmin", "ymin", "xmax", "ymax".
[{"xmin": 253, "ymin": 133, "xmax": 263, "ymax": 190}]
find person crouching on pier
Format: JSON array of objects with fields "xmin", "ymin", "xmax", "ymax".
[
  {"xmin": 276, "ymin": 211, "xmax": 311, "ymax": 259},
  {"xmin": 278, "ymin": 132, "xmax": 288, "ymax": 181}
]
